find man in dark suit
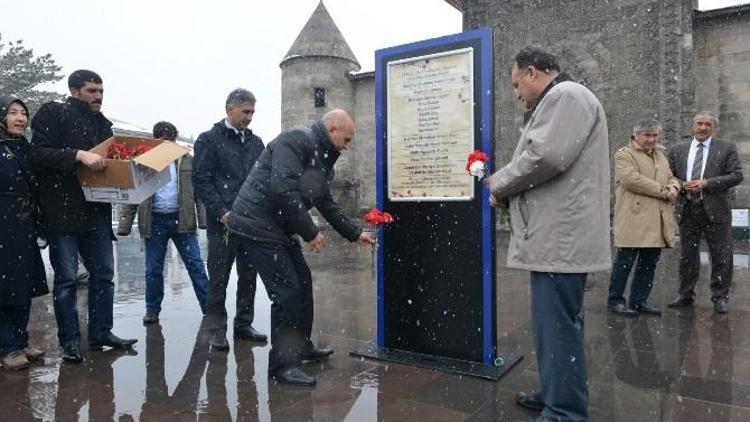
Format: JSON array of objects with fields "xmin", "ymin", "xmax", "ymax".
[
  {"xmin": 667, "ymin": 111, "xmax": 743, "ymax": 314},
  {"xmin": 193, "ymin": 88, "xmax": 267, "ymax": 351}
]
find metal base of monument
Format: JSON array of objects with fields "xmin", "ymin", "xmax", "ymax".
[{"xmin": 350, "ymin": 342, "xmax": 523, "ymax": 381}]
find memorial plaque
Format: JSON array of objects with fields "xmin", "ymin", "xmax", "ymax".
[
  {"xmin": 387, "ymin": 48, "xmax": 475, "ymax": 201},
  {"xmin": 351, "ymin": 28, "xmax": 523, "ymax": 381}
]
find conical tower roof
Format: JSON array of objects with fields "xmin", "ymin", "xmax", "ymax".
[{"xmin": 281, "ymin": 1, "xmax": 360, "ymax": 69}]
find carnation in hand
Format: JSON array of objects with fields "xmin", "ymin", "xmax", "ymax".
[
  {"xmin": 364, "ymin": 208, "xmax": 394, "ymax": 226},
  {"xmin": 466, "ymin": 150, "xmax": 490, "ymax": 179}
]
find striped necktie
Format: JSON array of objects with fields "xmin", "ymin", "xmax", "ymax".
[
  {"xmin": 691, "ymin": 143, "xmax": 704, "ymax": 181},
  {"xmin": 689, "ymin": 143, "xmax": 704, "ymax": 201}
]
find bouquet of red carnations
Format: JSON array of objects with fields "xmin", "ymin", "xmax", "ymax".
[{"xmin": 106, "ymin": 140, "xmax": 153, "ymax": 160}]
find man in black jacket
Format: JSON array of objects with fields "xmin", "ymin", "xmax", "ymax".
[
  {"xmin": 193, "ymin": 88, "xmax": 266, "ymax": 350},
  {"xmin": 227, "ymin": 109, "xmax": 375, "ymax": 386},
  {"xmin": 667, "ymin": 111, "xmax": 743, "ymax": 314},
  {"xmin": 31, "ymin": 69, "xmax": 137, "ymax": 363}
]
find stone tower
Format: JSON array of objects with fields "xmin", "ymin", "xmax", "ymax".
[
  {"xmin": 280, "ymin": 1, "xmax": 360, "ymax": 129},
  {"xmin": 280, "ymin": 1, "xmax": 363, "ymax": 214}
]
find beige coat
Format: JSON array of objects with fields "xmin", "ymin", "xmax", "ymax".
[
  {"xmin": 613, "ymin": 141, "xmax": 679, "ymax": 248},
  {"xmin": 489, "ymin": 80, "xmax": 611, "ymax": 273}
]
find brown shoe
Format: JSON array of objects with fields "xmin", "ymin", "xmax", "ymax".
[
  {"xmin": 1, "ymin": 350, "xmax": 30, "ymax": 370},
  {"xmin": 23, "ymin": 346, "xmax": 45, "ymax": 362}
]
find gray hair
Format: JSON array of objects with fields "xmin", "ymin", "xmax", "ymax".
[
  {"xmin": 632, "ymin": 118, "xmax": 661, "ymax": 135},
  {"xmin": 693, "ymin": 110, "xmax": 719, "ymax": 126},
  {"xmin": 225, "ymin": 88, "xmax": 256, "ymax": 107}
]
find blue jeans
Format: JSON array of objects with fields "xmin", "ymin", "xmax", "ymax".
[
  {"xmin": 531, "ymin": 272, "xmax": 588, "ymax": 422},
  {"xmin": 145, "ymin": 213, "xmax": 208, "ymax": 314},
  {"xmin": 607, "ymin": 248, "xmax": 662, "ymax": 308},
  {"xmin": 0, "ymin": 302, "xmax": 30, "ymax": 355},
  {"xmin": 47, "ymin": 218, "xmax": 114, "ymax": 345}
]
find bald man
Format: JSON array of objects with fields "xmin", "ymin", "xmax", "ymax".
[{"xmin": 226, "ymin": 110, "xmax": 375, "ymax": 386}]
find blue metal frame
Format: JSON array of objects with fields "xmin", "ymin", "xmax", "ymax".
[
  {"xmin": 375, "ymin": 53, "xmax": 386, "ymax": 349},
  {"xmin": 375, "ymin": 28, "xmax": 494, "ymax": 364}
]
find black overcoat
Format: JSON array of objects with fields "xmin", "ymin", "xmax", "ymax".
[
  {"xmin": 192, "ymin": 120, "xmax": 264, "ymax": 235},
  {"xmin": 227, "ymin": 121, "xmax": 361, "ymax": 245},
  {"xmin": 30, "ymin": 97, "xmax": 113, "ymax": 233},
  {"xmin": 0, "ymin": 128, "xmax": 49, "ymax": 305}
]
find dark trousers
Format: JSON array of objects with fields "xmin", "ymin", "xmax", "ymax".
[
  {"xmin": 144, "ymin": 213, "xmax": 208, "ymax": 314},
  {"xmin": 204, "ymin": 232, "xmax": 257, "ymax": 333},
  {"xmin": 531, "ymin": 272, "xmax": 588, "ymax": 422},
  {"xmin": 47, "ymin": 219, "xmax": 114, "ymax": 345},
  {"xmin": 678, "ymin": 201, "xmax": 733, "ymax": 301},
  {"xmin": 143, "ymin": 323, "xmax": 209, "ymax": 413},
  {"xmin": 238, "ymin": 236, "xmax": 313, "ymax": 375},
  {"xmin": 607, "ymin": 248, "xmax": 662, "ymax": 307},
  {"xmin": 0, "ymin": 302, "xmax": 31, "ymax": 355}
]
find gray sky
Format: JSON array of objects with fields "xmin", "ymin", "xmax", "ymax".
[{"xmin": 2, "ymin": 0, "xmax": 743, "ymax": 140}]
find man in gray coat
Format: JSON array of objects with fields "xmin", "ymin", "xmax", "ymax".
[
  {"xmin": 118, "ymin": 122, "xmax": 209, "ymax": 323},
  {"xmin": 488, "ymin": 47, "xmax": 610, "ymax": 422},
  {"xmin": 667, "ymin": 111, "xmax": 743, "ymax": 314}
]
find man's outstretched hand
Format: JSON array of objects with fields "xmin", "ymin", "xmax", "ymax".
[
  {"xmin": 357, "ymin": 231, "xmax": 376, "ymax": 248},
  {"xmin": 309, "ymin": 232, "xmax": 326, "ymax": 253}
]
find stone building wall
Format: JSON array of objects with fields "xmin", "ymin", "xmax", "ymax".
[
  {"xmin": 694, "ymin": 6, "xmax": 750, "ymax": 206},
  {"xmin": 456, "ymin": 0, "xmax": 695, "ymax": 168},
  {"xmin": 280, "ymin": 56, "xmax": 358, "ymax": 132}
]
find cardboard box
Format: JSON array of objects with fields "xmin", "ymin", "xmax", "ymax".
[{"xmin": 77, "ymin": 136, "xmax": 188, "ymax": 204}]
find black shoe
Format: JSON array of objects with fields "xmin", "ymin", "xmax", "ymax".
[
  {"xmin": 515, "ymin": 391, "xmax": 544, "ymax": 412},
  {"xmin": 271, "ymin": 366, "xmax": 317, "ymax": 386},
  {"xmin": 714, "ymin": 299, "xmax": 729, "ymax": 314},
  {"xmin": 302, "ymin": 347, "xmax": 334, "ymax": 363},
  {"xmin": 667, "ymin": 296, "xmax": 694, "ymax": 309},
  {"xmin": 632, "ymin": 302, "xmax": 662, "ymax": 316},
  {"xmin": 89, "ymin": 333, "xmax": 137, "ymax": 351},
  {"xmin": 142, "ymin": 311, "xmax": 159, "ymax": 324},
  {"xmin": 62, "ymin": 342, "xmax": 84, "ymax": 364},
  {"xmin": 607, "ymin": 303, "xmax": 638, "ymax": 318},
  {"xmin": 210, "ymin": 332, "xmax": 230, "ymax": 351},
  {"xmin": 234, "ymin": 326, "xmax": 267, "ymax": 342}
]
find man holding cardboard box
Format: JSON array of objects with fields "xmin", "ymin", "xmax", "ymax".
[
  {"xmin": 193, "ymin": 88, "xmax": 266, "ymax": 351},
  {"xmin": 31, "ymin": 69, "xmax": 137, "ymax": 364}
]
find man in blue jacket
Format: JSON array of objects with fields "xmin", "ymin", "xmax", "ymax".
[
  {"xmin": 227, "ymin": 109, "xmax": 375, "ymax": 386},
  {"xmin": 193, "ymin": 89, "xmax": 266, "ymax": 351}
]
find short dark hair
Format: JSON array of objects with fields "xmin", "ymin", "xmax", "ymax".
[
  {"xmin": 514, "ymin": 47, "xmax": 560, "ymax": 73},
  {"xmin": 68, "ymin": 69, "xmax": 103, "ymax": 90},
  {"xmin": 225, "ymin": 88, "xmax": 256, "ymax": 107},
  {"xmin": 153, "ymin": 121, "xmax": 178, "ymax": 139}
]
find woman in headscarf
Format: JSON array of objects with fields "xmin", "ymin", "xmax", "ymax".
[{"xmin": 0, "ymin": 97, "xmax": 48, "ymax": 370}]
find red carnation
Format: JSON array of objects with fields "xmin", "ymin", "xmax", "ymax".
[
  {"xmin": 466, "ymin": 150, "xmax": 490, "ymax": 179},
  {"xmin": 106, "ymin": 140, "xmax": 153, "ymax": 159},
  {"xmin": 364, "ymin": 208, "xmax": 394, "ymax": 226},
  {"xmin": 465, "ymin": 150, "xmax": 489, "ymax": 172}
]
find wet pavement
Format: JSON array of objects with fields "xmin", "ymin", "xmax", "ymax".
[{"xmin": 1, "ymin": 229, "xmax": 749, "ymax": 421}]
